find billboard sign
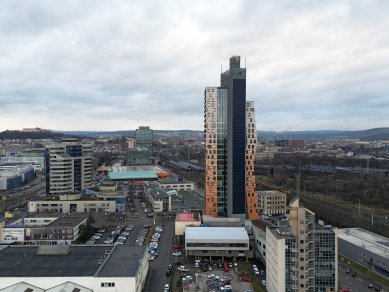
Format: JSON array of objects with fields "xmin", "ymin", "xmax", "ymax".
[{"xmin": 1, "ymin": 228, "xmax": 25, "ymax": 242}]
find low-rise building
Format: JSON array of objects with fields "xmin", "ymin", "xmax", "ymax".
[
  {"xmin": 184, "ymin": 226, "xmax": 251, "ymax": 260},
  {"xmin": 0, "ymin": 245, "xmax": 148, "ymax": 292},
  {"xmin": 0, "ymin": 165, "xmax": 35, "ymax": 190},
  {"xmin": 338, "ymin": 228, "xmax": 389, "ymax": 279},
  {"xmin": 0, "ymin": 213, "xmax": 88, "ymax": 245},
  {"xmin": 28, "ymin": 193, "xmax": 117, "ymax": 214},
  {"xmin": 159, "ymin": 178, "xmax": 194, "ymax": 191},
  {"xmin": 144, "ymin": 182, "xmax": 177, "ymax": 213},
  {"xmin": 202, "ymin": 215, "xmax": 242, "ymax": 227},
  {"xmin": 257, "ymin": 190, "xmax": 287, "ymax": 215},
  {"xmin": 175, "ymin": 213, "xmax": 201, "ymax": 236}
]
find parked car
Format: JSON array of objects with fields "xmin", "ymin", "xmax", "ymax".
[{"xmin": 240, "ymin": 276, "xmax": 252, "ymax": 282}]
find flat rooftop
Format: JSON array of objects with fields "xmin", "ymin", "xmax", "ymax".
[
  {"xmin": 0, "ymin": 245, "xmax": 146, "ymax": 278},
  {"xmin": 5, "ymin": 213, "xmax": 88, "ymax": 228},
  {"xmin": 252, "ymin": 219, "xmax": 276, "ymax": 231},
  {"xmin": 176, "ymin": 213, "xmax": 199, "ymax": 222},
  {"xmin": 47, "ymin": 213, "xmax": 88, "ymax": 228},
  {"xmin": 338, "ymin": 228, "xmax": 389, "ymax": 258},
  {"xmin": 0, "ymin": 245, "xmax": 111, "ymax": 277},
  {"xmin": 185, "ymin": 227, "xmax": 249, "ymax": 242},
  {"xmin": 97, "ymin": 245, "xmax": 146, "ymax": 277}
]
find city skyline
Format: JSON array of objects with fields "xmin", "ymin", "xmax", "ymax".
[{"xmin": 2, "ymin": 1, "xmax": 389, "ymax": 131}]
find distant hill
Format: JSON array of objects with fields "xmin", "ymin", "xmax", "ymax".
[
  {"xmin": 258, "ymin": 128, "xmax": 389, "ymax": 141},
  {"xmin": 0, "ymin": 130, "xmax": 65, "ymax": 140},
  {"xmin": 6, "ymin": 127, "xmax": 387, "ymax": 141},
  {"xmin": 61, "ymin": 130, "xmax": 203, "ymax": 137}
]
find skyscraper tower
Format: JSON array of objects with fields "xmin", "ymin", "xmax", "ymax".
[{"xmin": 204, "ymin": 56, "xmax": 259, "ymax": 219}]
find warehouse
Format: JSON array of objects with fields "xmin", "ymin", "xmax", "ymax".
[
  {"xmin": 0, "ymin": 165, "xmax": 35, "ymax": 190},
  {"xmin": 0, "ymin": 245, "xmax": 148, "ymax": 292},
  {"xmin": 338, "ymin": 228, "xmax": 389, "ymax": 278}
]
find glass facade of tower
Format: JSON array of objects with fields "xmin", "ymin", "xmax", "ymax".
[
  {"xmin": 221, "ymin": 56, "xmax": 247, "ymax": 217},
  {"xmin": 128, "ymin": 126, "xmax": 153, "ymax": 166},
  {"xmin": 315, "ymin": 225, "xmax": 336, "ymax": 291}
]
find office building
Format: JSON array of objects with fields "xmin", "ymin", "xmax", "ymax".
[
  {"xmin": 258, "ymin": 190, "xmax": 287, "ymax": 215},
  {"xmin": 0, "ymin": 213, "xmax": 88, "ymax": 245},
  {"xmin": 204, "ymin": 56, "xmax": 259, "ymax": 219},
  {"xmin": 45, "ymin": 139, "xmax": 92, "ymax": 196},
  {"xmin": 266, "ymin": 226, "xmax": 298, "ymax": 292},
  {"xmin": 266, "ymin": 198, "xmax": 337, "ymax": 292},
  {"xmin": 184, "ymin": 226, "xmax": 251, "ymax": 260},
  {"xmin": 127, "ymin": 126, "xmax": 153, "ymax": 165},
  {"xmin": 315, "ymin": 223, "xmax": 337, "ymax": 291},
  {"xmin": 135, "ymin": 126, "xmax": 153, "ymax": 150}
]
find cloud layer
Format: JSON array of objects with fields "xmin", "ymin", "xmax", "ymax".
[{"xmin": 1, "ymin": 0, "xmax": 389, "ymax": 131}]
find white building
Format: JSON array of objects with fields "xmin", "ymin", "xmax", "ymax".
[
  {"xmin": 266, "ymin": 226, "xmax": 297, "ymax": 292},
  {"xmin": 0, "ymin": 245, "xmax": 148, "ymax": 292},
  {"xmin": 28, "ymin": 194, "xmax": 117, "ymax": 214},
  {"xmin": 184, "ymin": 226, "xmax": 251, "ymax": 260},
  {"xmin": 45, "ymin": 140, "xmax": 92, "ymax": 196}
]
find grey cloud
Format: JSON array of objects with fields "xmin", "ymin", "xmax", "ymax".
[{"xmin": 1, "ymin": 0, "xmax": 389, "ymax": 130}]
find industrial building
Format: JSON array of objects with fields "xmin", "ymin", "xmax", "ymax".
[
  {"xmin": 0, "ymin": 244, "xmax": 148, "ymax": 292},
  {"xmin": 107, "ymin": 165, "xmax": 167, "ymax": 181},
  {"xmin": 338, "ymin": 228, "xmax": 389, "ymax": 279},
  {"xmin": 45, "ymin": 139, "xmax": 92, "ymax": 196},
  {"xmin": 0, "ymin": 164, "xmax": 35, "ymax": 190},
  {"xmin": 0, "ymin": 156, "xmax": 45, "ymax": 172}
]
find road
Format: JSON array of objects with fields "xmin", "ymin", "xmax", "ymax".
[{"xmin": 339, "ymin": 264, "xmax": 389, "ymax": 292}]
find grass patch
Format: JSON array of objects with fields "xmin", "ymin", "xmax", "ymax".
[{"xmin": 339, "ymin": 255, "xmax": 389, "ymax": 287}]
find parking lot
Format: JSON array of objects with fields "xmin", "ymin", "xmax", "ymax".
[{"xmin": 167, "ymin": 259, "xmax": 267, "ymax": 292}]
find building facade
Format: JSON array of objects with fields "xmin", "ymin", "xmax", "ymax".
[
  {"xmin": 45, "ymin": 139, "xmax": 92, "ymax": 196},
  {"xmin": 338, "ymin": 228, "xmax": 389, "ymax": 279},
  {"xmin": 258, "ymin": 190, "xmax": 287, "ymax": 215},
  {"xmin": 204, "ymin": 56, "xmax": 259, "ymax": 219},
  {"xmin": 127, "ymin": 126, "xmax": 153, "ymax": 166},
  {"xmin": 245, "ymin": 101, "xmax": 258, "ymax": 219},
  {"xmin": 266, "ymin": 198, "xmax": 337, "ymax": 292}
]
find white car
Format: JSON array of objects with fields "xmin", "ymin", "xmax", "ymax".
[
  {"xmin": 163, "ymin": 283, "xmax": 169, "ymax": 292},
  {"xmin": 172, "ymin": 251, "xmax": 182, "ymax": 256}
]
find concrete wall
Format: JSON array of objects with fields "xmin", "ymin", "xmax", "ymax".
[{"xmin": 266, "ymin": 229, "xmax": 286, "ymax": 292}]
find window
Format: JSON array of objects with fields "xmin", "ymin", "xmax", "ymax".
[{"xmin": 101, "ymin": 283, "xmax": 115, "ymax": 287}]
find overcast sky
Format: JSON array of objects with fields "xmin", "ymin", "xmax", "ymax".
[{"xmin": 1, "ymin": 0, "xmax": 389, "ymax": 131}]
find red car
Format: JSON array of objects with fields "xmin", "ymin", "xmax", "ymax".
[
  {"xmin": 240, "ymin": 276, "xmax": 252, "ymax": 282},
  {"xmin": 223, "ymin": 262, "xmax": 229, "ymax": 272}
]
